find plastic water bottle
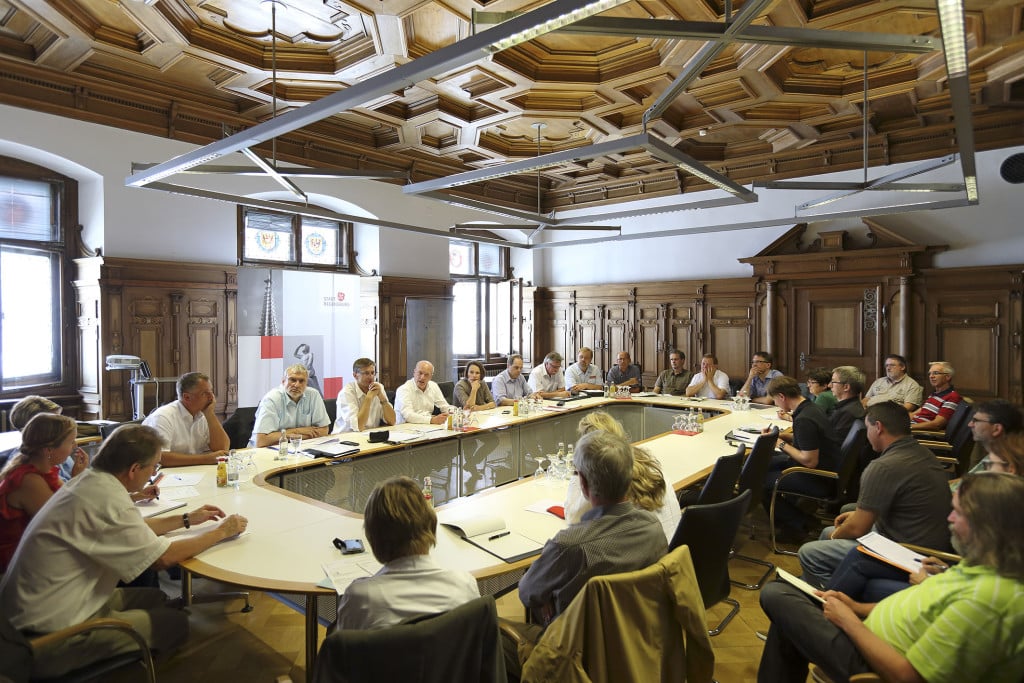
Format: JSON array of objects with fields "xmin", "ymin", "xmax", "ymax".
[
  {"xmin": 423, "ymin": 476, "xmax": 433, "ymax": 506},
  {"xmin": 277, "ymin": 432, "xmax": 288, "ymax": 459}
]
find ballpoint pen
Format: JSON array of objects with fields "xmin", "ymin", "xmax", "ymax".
[{"xmin": 488, "ymin": 531, "xmax": 511, "ymax": 541}]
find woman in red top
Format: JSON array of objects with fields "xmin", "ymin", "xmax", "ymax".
[{"xmin": 0, "ymin": 413, "xmax": 86, "ymax": 571}]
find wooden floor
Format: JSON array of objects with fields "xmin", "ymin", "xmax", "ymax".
[{"xmin": 109, "ymin": 511, "xmax": 807, "ymax": 683}]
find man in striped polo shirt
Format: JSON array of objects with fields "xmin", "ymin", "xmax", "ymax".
[
  {"xmin": 909, "ymin": 361, "xmax": 962, "ymax": 432},
  {"xmin": 757, "ymin": 472, "xmax": 1024, "ymax": 683}
]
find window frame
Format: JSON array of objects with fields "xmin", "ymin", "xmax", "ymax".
[
  {"xmin": 237, "ymin": 205, "xmax": 354, "ymax": 272},
  {"xmin": 0, "ymin": 155, "xmax": 79, "ymax": 398},
  {"xmin": 449, "ymin": 239, "xmax": 512, "ymax": 363}
]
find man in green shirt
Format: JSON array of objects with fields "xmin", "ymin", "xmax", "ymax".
[{"xmin": 758, "ymin": 472, "xmax": 1024, "ymax": 683}]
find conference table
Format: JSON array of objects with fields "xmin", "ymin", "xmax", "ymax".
[{"xmin": 166, "ymin": 395, "xmax": 785, "ymax": 679}]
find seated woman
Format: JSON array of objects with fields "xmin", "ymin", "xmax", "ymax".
[
  {"xmin": 336, "ymin": 476, "xmax": 480, "ymax": 630},
  {"xmin": 0, "ymin": 414, "xmax": 86, "ymax": 572},
  {"xmin": 565, "ymin": 411, "xmax": 679, "ymax": 541},
  {"xmin": 827, "ymin": 434, "xmax": 1024, "ymax": 603},
  {"xmin": 776, "ymin": 368, "xmax": 836, "ymax": 421},
  {"xmin": 452, "ymin": 361, "xmax": 496, "ymax": 412}
]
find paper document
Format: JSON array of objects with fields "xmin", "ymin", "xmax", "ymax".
[
  {"xmin": 776, "ymin": 568, "xmax": 825, "ymax": 604},
  {"xmin": 160, "ymin": 472, "xmax": 204, "ymax": 487},
  {"xmin": 857, "ymin": 531, "xmax": 926, "ymax": 573},
  {"xmin": 381, "ymin": 431, "xmax": 423, "ymax": 443},
  {"xmin": 135, "ymin": 498, "xmax": 186, "ymax": 518},
  {"xmin": 440, "ymin": 514, "xmax": 544, "ymax": 563},
  {"xmin": 302, "ymin": 437, "xmax": 360, "ymax": 458},
  {"xmin": 159, "ymin": 486, "xmax": 199, "ymax": 501},
  {"xmin": 322, "ymin": 557, "xmax": 384, "ymax": 594}
]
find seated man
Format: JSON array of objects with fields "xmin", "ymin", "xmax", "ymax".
[
  {"xmin": 761, "ymin": 376, "xmax": 841, "ymax": 542},
  {"xmin": 334, "ymin": 358, "xmax": 396, "ymax": 433},
  {"xmin": 518, "ymin": 430, "xmax": 667, "ymax": 626},
  {"xmin": 828, "ymin": 366, "xmax": 866, "ymax": 439},
  {"xmin": 910, "ymin": 361, "xmax": 962, "ymax": 431},
  {"xmin": 966, "ymin": 399, "xmax": 1024, "ymax": 469},
  {"xmin": 685, "ymin": 354, "xmax": 730, "ymax": 399},
  {"xmin": 336, "ymin": 476, "xmax": 480, "ymax": 630},
  {"xmin": 798, "ymin": 402, "xmax": 952, "ymax": 588},
  {"xmin": 740, "ymin": 351, "xmax": 783, "ymax": 404},
  {"xmin": 606, "ymin": 352, "xmax": 642, "ymax": 393},
  {"xmin": 653, "ymin": 349, "xmax": 692, "ymax": 396},
  {"xmin": 492, "ymin": 354, "xmax": 536, "ymax": 407},
  {"xmin": 0, "ymin": 424, "xmax": 247, "ymax": 679},
  {"xmin": 527, "ymin": 352, "xmax": 569, "ymax": 400},
  {"xmin": 862, "ymin": 354, "xmax": 923, "ymax": 412},
  {"xmin": 394, "ymin": 360, "xmax": 450, "ymax": 425},
  {"xmin": 758, "ymin": 472, "xmax": 1024, "ymax": 683},
  {"xmin": 251, "ymin": 364, "xmax": 331, "ymax": 447},
  {"xmin": 565, "ymin": 348, "xmax": 603, "ymax": 395},
  {"xmin": 142, "ymin": 371, "xmax": 230, "ymax": 466}
]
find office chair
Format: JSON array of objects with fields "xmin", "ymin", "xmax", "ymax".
[
  {"xmin": 669, "ymin": 489, "xmax": 751, "ymax": 636},
  {"xmin": 2, "ymin": 614, "xmax": 156, "ymax": 683},
  {"xmin": 769, "ymin": 421, "xmax": 869, "ymax": 556},
  {"xmin": 729, "ymin": 430, "xmax": 779, "ymax": 590},
  {"xmin": 678, "ymin": 445, "xmax": 744, "ymax": 508}
]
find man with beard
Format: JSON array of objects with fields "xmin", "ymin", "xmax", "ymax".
[
  {"xmin": 250, "ymin": 364, "xmax": 331, "ymax": 447},
  {"xmin": 757, "ymin": 472, "xmax": 1024, "ymax": 683}
]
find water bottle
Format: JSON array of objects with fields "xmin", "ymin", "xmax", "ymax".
[
  {"xmin": 423, "ymin": 476, "xmax": 433, "ymax": 506},
  {"xmin": 227, "ymin": 450, "xmax": 239, "ymax": 488},
  {"xmin": 697, "ymin": 408, "xmax": 705, "ymax": 433},
  {"xmin": 277, "ymin": 432, "xmax": 288, "ymax": 459}
]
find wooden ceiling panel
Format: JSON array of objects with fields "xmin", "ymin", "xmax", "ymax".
[{"xmin": 0, "ymin": 0, "xmax": 1022, "ymax": 213}]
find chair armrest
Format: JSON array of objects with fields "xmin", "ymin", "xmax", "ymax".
[
  {"xmin": 29, "ymin": 617, "xmax": 147, "ymax": 653},
  {"xmin": 900, "ymin": 543, "xmax": 961, "ymax": 565},
  {"xmin": 777, "ymin": 466, "xmax": 839, "ymax": 482},
  {"xmin": 913, "ymin": 430, "xmax": 948, "ymax": 441},
  {"xmin": 916, "ymin": 440, "xmax": 952, "ymax": 451}
]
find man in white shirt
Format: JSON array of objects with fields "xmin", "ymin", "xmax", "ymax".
[
  {"xmin": 528, "ymin": 352, "xmax": 570, "ymax": 399},
  {"xmin": 142, "ymin": 372, "xmax": 230, "ymax": 466},
  {"xmin": 565, "ymin": 347, "xmax": 603, "ymax": 395},
  {"xmin": 394, "ymin": 360, "xmax": 450, "ymax": 424},
  {"xmin": 0, "ymin": 424, "xmax": 247, "ymax": 678},
  {"xmin": 334, "ymin": 358, "xmax": 396, "ymax": 432},
  {"xmin": 685, "ymin": 354, "xmax": 731, "ymax": 399},
  {"xmin": 251, "ymin": 364, "xmax": 331, "ymax": 447}
]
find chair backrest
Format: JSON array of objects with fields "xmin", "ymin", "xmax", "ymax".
[
  {"xmin": 736, "ymin": 429, "xmax": 778, "ymax": 512},
  {"xmin": 943, "ymin": 400, "xmax": 973, "ymax": 441},
  {"xmin": 99, "ymin": 419, "xmax": 143, "ymax": 440},
  {"xmin": 695, "ymin": 446, "xmax": 744, "ymax": 505},
  {"xmin": 436, "ymin": 381, "xmax": 456, "ymax": 405},
  {"xmin": 221, "ymin": 407, "xmax": 257, "ymax": 450},
  {"xmin": 834, "ymin": 420, "xmax": 869, "ymax": 504},
  {"xmin": 312, "ymin": 596, "xmax": 505, "ymax": 683},
  {"xmin": 323, "ymin": 398, "xmax": 337, "ymax": 428},
  {"xmin": 669, "ymin": 489, "xmax": 751, "ymax": 608}
]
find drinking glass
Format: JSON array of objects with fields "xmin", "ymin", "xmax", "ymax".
[{"xmin": 289, "ymin": 435, "xmax": 303, "ymax": 457}]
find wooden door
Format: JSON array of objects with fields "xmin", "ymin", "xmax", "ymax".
[
  {"xmin": 635, "ymin": 304, "xmax": 663, "ymax": 389},
  {"xmin": 575, "ymin": 304, "xmax": 601, "ymax": 357},
  {"xmin": 602, "ymin": 302, "xmax": 630, "ymax": 370},
  {"xmin": 793, "ymin": 283, "xmax": 881, "ymax": 381}
]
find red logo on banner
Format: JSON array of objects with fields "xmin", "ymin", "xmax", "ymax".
[
  {"xmin": 323, "ymin": 376, "xmax": 343, "ymax": 400},
  {"xmin": 336, "ymin": 291, "xmax": 346, "ymax": 302},
  {"xmin": 261, "ymin": 336, "xmax": 283, "ymax": 359}
]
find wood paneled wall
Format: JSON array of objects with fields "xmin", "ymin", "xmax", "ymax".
[
  {"xmin": 377, "ymin": 277, "xmax": 454, "ymax": 391},
  {"xmin": 74, "ymin": 257, "xmax": 237, "ymax": 421}
]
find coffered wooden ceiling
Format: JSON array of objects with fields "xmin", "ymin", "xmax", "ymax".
[{"xmin": 2, "ymin": 0, "xmax": 1023, "ymax": 213}]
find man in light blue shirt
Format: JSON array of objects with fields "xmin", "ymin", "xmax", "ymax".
[
  {"xmin": 492, "ymin": 354, "xmax": 536, "ymax": 406},
  {"xmin": 741, "ymin": 350, "xmax": 784, "ymax": 404},
  {"xmin": 250, "ymin": 364, "xmax": 330, "ymax": 447}
]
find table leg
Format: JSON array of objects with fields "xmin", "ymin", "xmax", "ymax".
[
  {"xmin": 181, "ymin": 568, "xmax": 193, "ymax": 606},
  {"xmin": 305, "ymin": 594, "xmax": 319, "ymax": 683}
]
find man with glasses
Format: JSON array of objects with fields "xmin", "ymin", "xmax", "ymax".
[
  {"xmin": 828, "ymin": 366, "xmax": 867, "ymax": 439},
  {"xmin": 740, "ymin": 351, "xmax": 783, "ymax": 404},
  {"xmin": 910, "ymin": 361, "xmax": 962, "ymax": 431},
  {"xmin": 334, "ymin": 358, "xmax": 396, "ymax": 433},
  {"xmin": 142, "ymin": 372, "xmax": 230, "ymax": 467},
  {"xmin": 862, "ymin": 354, "xmax": 923, "ymax": 412},
  {"xmin": 966, "ymin": 399, "xmax": 1024, "ymax": 469}
]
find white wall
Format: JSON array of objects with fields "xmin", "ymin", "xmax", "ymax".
[{"xmin": 3, "ymin": 103, "xmax": 1021, "ymax": 285}]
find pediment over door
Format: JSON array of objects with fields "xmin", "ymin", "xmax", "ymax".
[{"xmin": 739, "ymin": 219, "xmax": 948, "ymax": 281}]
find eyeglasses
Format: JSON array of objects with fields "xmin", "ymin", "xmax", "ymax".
[
  {"xmin": 927, "ymin": 371, "xmax": 951, "ymax": 376},
  {"xmin": 751, "ymin": 360, "xmax": 768, "ymax": 364},
  {"xmin": 828, "ymin": 380, "xmax": 845, "ymax": 386},
  {"xmin": 969, "ymin": 416, "xmax": 993, "ymax": 424},
  {"xmin": 980, "ymin": 457, "xmax": 1008, "ymax": 471}
]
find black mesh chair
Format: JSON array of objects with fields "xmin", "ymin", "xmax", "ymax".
[
  {"xmin": 729, "ymin": 430, "xmax": 779, "ymax": 590},
  {"xmin": 678, "ymin": 445, "xmax": 744, "ymax": 508},
  {"xmin": 669, "ymin": 489, "xmax": 751, "ymax": 636},
  {"xmin": 323, "ymin": 398, "xmax": 337, "ymax": 428},
  {"xmin": 436, "ymin": 381, "xmax": 456, "ymax": 405},
  {"xmin": 915, "ymin": 400, "xmax": 975, "ymax": 476},
  {"xmin": 99, "ymin": 419, "xmax": 144, "ymax": 440},
  {"xmin": 769, "ymin": 420, "xmax": 869, "ymax": 556}
]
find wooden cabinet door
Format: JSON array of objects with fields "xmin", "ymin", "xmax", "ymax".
[
  {"xmin": 602, "ymin": 303, "xmax": 630, "ymax": 370},
  {"xmin": 794, "ymin": 283, "xmax": 880, "ymax": 380},
  {"xmin": 667, "ymin": 302, "xmax": 698, "ymax": 373},
  {"xmin": 575, "ymin": 304, "xmax": 601, "ymax": 358},
  {"xmin": 635, "ymin": 304, "xmax": 663, "ymax": 388}
]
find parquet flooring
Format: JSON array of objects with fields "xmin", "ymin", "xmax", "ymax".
[{"xmin": 106, "ymin": 511, "xmax": 808, "ymax": 683}]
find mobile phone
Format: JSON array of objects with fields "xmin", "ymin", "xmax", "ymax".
[
  {"xmin": 339, "ymin": 440, "xmax": 359, "ymax": 447},
  {"xmin": 333, "ymin": 538, "xmax": 364, "ymax": 555}
]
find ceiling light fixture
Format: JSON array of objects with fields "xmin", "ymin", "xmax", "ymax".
[{"xmin": 485, "ymin": 0, "xmax": 630, "ymax": 53}]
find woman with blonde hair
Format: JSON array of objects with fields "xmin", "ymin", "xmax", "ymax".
[{"xmin": 0, "ymin": 413, "xmax": 86, "ymax": 571}]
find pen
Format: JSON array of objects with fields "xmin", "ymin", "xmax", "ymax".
[{"xmin": 488, "ymin": 531, "xmax": 511, "ymax": 541}]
